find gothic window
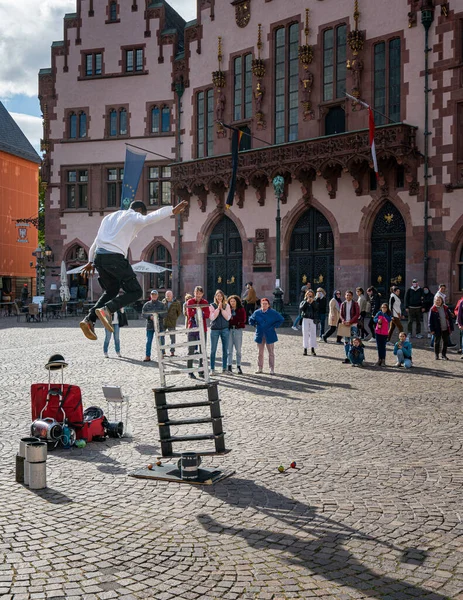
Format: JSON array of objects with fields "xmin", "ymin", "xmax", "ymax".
[
  {"xmin": 374, "ymin": 38, "xmax": 401, "ymax": 125},
  {"xmin": 161, "ymin": 106, "xmax": 171, "ymax": 132},
  {"xmin": 66, "ymin": 170, "xmax": 88, "ymax": 209},
  {"xmin": 323, "ymin": 25, "xmax": 347, "ymax": 102},
  {"xmin": 275, "ymin": 23, "xmax": 299, "ymax": 144},
  {"xmin": 125, "ymin": 48, "xmax": 144, "ymax": 72},
  {"xmin": 69, "ymin": 113, "xmax": 77, "ymax": 139},
  {"xmin": 108, "ymin": 107, "xmax": 128, "ymax": 137},
  {"xmin": 109, "ymin": 1, "xmax": 117, "ymax": 21},
  {"xmin": 196, "ymin": 89, "xmax": 214, "ymax": 158},
  {"xmin": 233, "ymin": 53, "xmax": 252, "ymax": 122},
  {"xmin": 148, "ymin": 166, "xmax": 172, "ymax": 206},
  {"xmin": 85, "ymin": 52, "xmax": 102, "ymax": 76},
  {"xmin": 78, "ymin": 112, "xmax": 87, "ymax": 138},
  {"xmin": 106, "ymin": 168, "xmax": 124, "ymax": 207},
  {"xmin": 151, "ymin": 106, "xmax": 160, "ymax": 133}
]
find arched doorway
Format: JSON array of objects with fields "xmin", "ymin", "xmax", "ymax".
[
  {"xmin": 65, "ymin": 245, "xmax": 89, "ymax": 300},
  {"xmin": 289, "ymin": 208, "xmax": 334, "ymax": 304},
  {"xmin": 371, "ymin": 200, "xmax": 406, "ymax": 297},
  {"xmin": 207, "ymin": 217, "xmax": 242, "ymax": 299}
]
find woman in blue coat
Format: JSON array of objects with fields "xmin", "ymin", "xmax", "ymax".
[{"xmin": 249, "ymin": 297, "xmax": 284, "ymax": 374}]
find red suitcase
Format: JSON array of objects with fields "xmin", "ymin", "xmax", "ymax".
[{"xmin": 31, "ymin": 383, "xmax": 85, "ymax": 436}]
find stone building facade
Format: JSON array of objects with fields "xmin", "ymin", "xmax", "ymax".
[{"xmin": 39, "ymin": 0, "xmax": 463, "ymax": 305}]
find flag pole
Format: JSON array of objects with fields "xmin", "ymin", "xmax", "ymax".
[{"xmin": 345, "ymin": 93, "xmax": 398, "ymax": 125}]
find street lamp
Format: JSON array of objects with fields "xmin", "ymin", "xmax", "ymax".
[
  {"xmin": 272, "ymin": 175, "xmax": 285, "ymax": 314},
  {"xmin": 32, "ymin": 246, "xmax": 45, "ymax": 296}
]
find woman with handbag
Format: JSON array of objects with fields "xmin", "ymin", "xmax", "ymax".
[
  {"xmin": 300, "ymin": 289, "xmax": 319, "ymax": 356},
  {"xmin": 227, "ymin": 295, "xmax": 247, "ymax": 373},
  {"xmin": 103, "ymin": 308, "xmax": 127, "ymax": 358}
]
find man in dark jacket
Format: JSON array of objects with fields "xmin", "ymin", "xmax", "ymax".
[
  {"xmin": 162, "ymin": 290, "xmax": 182, "ymax": 357},
  {"xmin": 404, "ymin": 278, "xmax": 423, "ymax": 339},
  {"xmin": 142, "ymin": 290, "xmax": 166, "ymax": 361}
]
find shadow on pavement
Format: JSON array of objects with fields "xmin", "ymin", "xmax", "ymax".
[
  {"xmin": 198, "ymin": 477, "xmax": 447, "ymax": 600},
  {"xmin": 27, "ymin": 486, "xmax": 73, "ymax": 504}
]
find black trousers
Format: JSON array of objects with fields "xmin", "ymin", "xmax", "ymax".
[
  {"xmin": 435, "ymin": 330, "xmax": 450, "ymax": 357},
  {"xmin": 245, "ymin": 302, "xmax": 256, "ymax": 322},
  {"xmin": 323, "ymin": 325, "xmax": 342, "ymax": 343},
  {"xmin": 87, "ymin": 253, "xmax": 142, "ymax": 323}
]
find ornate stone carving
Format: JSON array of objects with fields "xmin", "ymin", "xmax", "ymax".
[
  {"xmin": 172, "ymin": 124, "xmax": 420, "ymax": 200},
  {"xmin": 232, "ymin": 0, "xmax": 251, "ymax": 28},
  {"xmin": 408, "ymin": 11, "xmax": 417, "ymax": 27},
  {"xmin": 301, "ymin": 75, "xmax": 314, "ymax": 121},
  {"xmin": 350, "ymin": 58, "xmax": 363, "ymax": 99},
  {"xmin": 253, "ymin": 229, "xmax": 270, "ymax": 265}
]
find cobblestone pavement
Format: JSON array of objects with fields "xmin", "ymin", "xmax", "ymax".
[{"xmin": 0, "ymin": 317, "xmax": 462, "ymax": 600}]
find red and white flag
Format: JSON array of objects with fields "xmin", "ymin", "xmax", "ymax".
[{"xmin": 346, "ymin": 93, "xmax": 379, "ymax": 180}]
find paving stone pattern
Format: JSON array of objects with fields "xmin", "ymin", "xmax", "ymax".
[{"xmin": 0, "ymin": 318, "xmax": 462, "ymax": 600}]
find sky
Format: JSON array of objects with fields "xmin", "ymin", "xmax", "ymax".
[{"xmin": 0, "ymin": 0, "xmax": 196, "ymax": 154}]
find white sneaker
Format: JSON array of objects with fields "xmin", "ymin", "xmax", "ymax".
[
  {"xmin": 255, "ymin": 369, "xmax": 263, "ymax": 374},
  {"xmin": 416, "ymin": 334, "xmax": 423, "ymax": 339},
  {"xmin": 116, "ymin": 352, "xmax": 122, "ymax": 357},
  {"xmin": 386, "ymin": 341, "xmax": 393, "ymax": 346},
  {"xmin": 395, "ymin": 362, "xmax": 401, "ymax": 367},
  {"xmin": 211, "ymin": 369, "xmax": 217, "ymax": 375},
  {"xmin": 291, "ymin": 326, "xmax": 298, "ymax": 331},
  {"xmin": 270, "ymin": 369, "xmax": 275, "ymax": 375},
  {"xmin": 104, "ymin": 353, "xmax": 109, "ymax": 358}
]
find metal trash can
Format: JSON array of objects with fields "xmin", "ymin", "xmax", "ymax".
[{"xmin": 25, "ymin": 441, "xmax": 47, "ymax": 490}]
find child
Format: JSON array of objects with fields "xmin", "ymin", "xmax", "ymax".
[
  {"xmin": 348, "ymin": 337, "xmax": 365, "ymax": 367},
  {"xmin": 394, "ymin": 331, "xmax": 412, "ymax": 368},
  {"xmin": 374, "ymin": 303, "xmax": 392, "ymax": 367}
]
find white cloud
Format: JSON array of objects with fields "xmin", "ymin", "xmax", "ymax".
[
  {"xmin": 0, "ymin": 0, "xmax": 76, "ymax": 97},
  {"xmin": 0, "ymin": 0, "xmax": 196, "ymax": 98},
  {"xmin": 9, "ymin": 112, "xmax": 43, "ymax": 155}
]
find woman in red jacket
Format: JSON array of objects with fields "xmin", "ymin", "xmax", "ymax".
[{"xmin": 227, "ymin": 295, "xmax": 246, "ymax": 374}]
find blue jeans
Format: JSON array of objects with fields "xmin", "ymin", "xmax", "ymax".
[
  {"xmin": 344, "ymin": 326, "xmax": 358, "ymax": 357},
  {"xmin": 228, "ymin": 328, "xmax": 243, "ymax": 366},
  {"xmin": 146, "ymin": 328, "xmax": 166, "ymax": 357},
  {"xmin": 396, "ymin": 349, "xmax": 412, "ymax": 368},
  {"xmin": 348, "ymin": 349, "xmax": 364, "ymax": 365},
  {"xmin": 210, "ymin": 328, "xmax": 230, "ymax": 370},
  {"xmin": 104, "ymin": 324, "xmax": 120, "ymax": 353},
  {"xmin": 292, "ymin": 314, "xmax": 301, "ymax": 328}
]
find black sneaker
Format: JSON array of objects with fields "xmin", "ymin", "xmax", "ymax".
[
  {"xmin": 311, "ymin": 348, "xmax": 316, "ymax": 356},
  {"xmin": 237, "ymin": 366, "xmax": 243, "ymax": 374},
  {"xmin": 227, "ymin": 365, "xmax": 233, "ymax": 373},
  {"xmin": 343, "ymin": 358, "xmax": 350, "ymax": 364},
  {"xmin": 303, "ymin": 349, "xmax": 308, "ymax": 356},
  {"xmin": 188, "ymin": 373, "xmax": 197, "ymax": 380}
]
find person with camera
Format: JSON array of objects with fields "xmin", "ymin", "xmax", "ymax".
[{"xmin": 209, "ymin": 290, "xmax": 231, "ymax": 375}]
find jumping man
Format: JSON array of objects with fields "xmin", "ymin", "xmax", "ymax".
[{"xmin": 79, "ymin": 199, "xmax": 188, "ymax": 340}]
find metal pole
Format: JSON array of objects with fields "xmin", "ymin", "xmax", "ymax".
[
  {"xmin": 272, "ymin": 176, "xmax": 285, "ymax": 314},
  {"xmin": 422, "ymin": 4, "xmax": 434, "ymax": 288},
  {"xmin": 175, "ymin": 80, "xmax": 185, "ymax": 300}
]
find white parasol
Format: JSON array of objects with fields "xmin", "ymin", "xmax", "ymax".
[
  {"xmin": 60, "ymin": 261, "xmax": 71, "ymax": 302},
  {"xmin": 131, "ymin": 261, "xmax": 172, "ymax": 300}
]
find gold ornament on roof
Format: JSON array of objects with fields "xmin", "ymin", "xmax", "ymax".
[
  {"xmin": 377, "ymin": 276, "xmax": 383, "ymax": 284},
  {"xmin": 347, "ymin": 0, "xmax": 364, "ymax": 56},
  {"xmin": 212, "ymin": 37, "xmax": 226, "ymax": 88},
  {"xmin": 299, "ymin": 9, "xmax": 314, "ymax": 69},
  {"xmin": 302, "ymin": 274, "xmax": 308, "ymax": 284},
  {"xmin": 384, "ymin": 213, "xmax": 394, "ymax": 224},
  {"xmin": 252, "ymin": 23, "xmax": 266, "ymax": 78}
]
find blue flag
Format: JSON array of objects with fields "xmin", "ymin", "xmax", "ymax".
[{"xmin": 120, "ymin": 148, "xmax": 146, "ymax": 209}]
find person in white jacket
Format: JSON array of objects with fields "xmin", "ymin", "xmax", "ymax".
[{"xmin": 80, "ymin": 199, "xmax": 187, "ymax": 340}]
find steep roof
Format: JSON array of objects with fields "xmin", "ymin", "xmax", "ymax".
[
  {"xmin": 148, "ymin": 0, "xmax": 185, "ymax": 51},
  {"xmin": 0, "ymin": 102, "xmax": 41, "ymax": 164}
]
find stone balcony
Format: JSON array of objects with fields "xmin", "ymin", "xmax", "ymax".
[{"xmin": 172, "ymin": 123, "xmax": 420, "ymax": 208}]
